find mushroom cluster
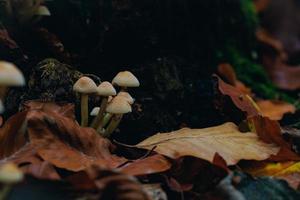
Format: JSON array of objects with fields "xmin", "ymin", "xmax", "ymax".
[
  {"xmin": 73, "ymin": 71, "xmax": 139, "ymax": 137},
  {"xmin": 0, "ymin": 61, "xmax": 25, "ymax": 114}
]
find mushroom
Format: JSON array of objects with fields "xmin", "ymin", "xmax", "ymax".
[
  {"xmin": 117, "ymin": 91, "xmax": 135, "ymax": 105},
  {"xmin": 103, "ymin": 96, "xmax": 132, "ymax": 137},
  {"xmin": 0, "ymin": 61, "xmax": 25, "ymax": 99},
  {"xmin": 91, "ymin": 81, "xmax": 116, "ymax": 129},
  {"xmin": 35, "ymin": 5, "xmax": 51, "ymax": 16},
  {"xmin": 112, "ymin": 71, "xmax": 139, "ymax": 91},
  {"xmin": 90, "ymin": 107, "xmax": 100, "ymax": 117},
  {"xmin": 0, "ymin": 163, "xmax": 23, "ymax": 199},
  {"xmin": 73, "ymin": 76, "xmax": 97, "ymax": 126},
  {"xmin": 96, "ymin": 91, "xmax": 135, "ymax": 133}
]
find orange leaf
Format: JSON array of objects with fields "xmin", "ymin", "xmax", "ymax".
[{"xmin": 257, "ymin": 100, "xmax": 296, "ymax": 120}]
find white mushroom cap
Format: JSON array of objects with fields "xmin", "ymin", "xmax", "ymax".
[
  {"xmin": 0, "ymin": 163, "xmax": 24, "ymax": 184},
  {"xmin": 90, "ymin": 107, "xmax": 100, "ymax": 116},
  {"xmin": 0, "ymin": 100, "xmax": 4, "ymax": 114},
  {"xmin": 112, "ymin": 71, "xmax": 140, "ymax": 87},
  {"xmin": 0, "ymin": 61, "xmax": 25, "ymax": 86},
  {"xmin": 97, "ymin": 81, "xmax": 116, "ymax": 96},
  {"xmin": 106, "ymin": 96, "xmax": 132, "ymax": 114},
  {"xmin": 73, "ymin": 76, "xmax": 98, "ymax": 94},
  {"xmin": 117, "ymin": 92, "xmax": 134, "ymax": 105}
]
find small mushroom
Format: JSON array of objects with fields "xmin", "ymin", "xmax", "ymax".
[
  {"xmin": 91, "ymin": 81, "xmax": 116, "ymax": 129},
  {"xmin": 0, "ymin": 61, "xmax": 25, "ymax": 99},
  {"xmin": 96, "ymin": 92, "xmax": 134, "ymax": 130},
  {"xmin": 103, "ymin": 96, "xmax": 132, "ymax": 137},
  {"xmin": 117, "ymin": 91, "xmax": 135, "ymax": 105},
  {"xmin": 90, "ymin": 107, "xmax": 100, "ymax": 117},
  {"xmin": 0, "ymin": 163, "xmax": 23, "ymax": 199},
  {"xmin": 73, "ymin": 76, "xmax": 97, "ymax": 126},
  {"xmin": 112, "ymin": 71, "xmax": 139, "ymax": 91},
  {"xmin": 35, "ymin": 5, "xmax": 51, "ymax": 16}
]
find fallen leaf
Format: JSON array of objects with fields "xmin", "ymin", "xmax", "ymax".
[
  {"xmin": 135, "ymin": 122, "xmax": 279, "ymax": 165},
  {"xmin": 231, "ymin": 171, "xmax": 300, "ymax": 200},
  {"xmin": 217, "ymin": 63, "xmax": 252, "ymax": 95},
  {"xmin": 266, "ymin": 60, "xmax": 300, "ymax": 90},
  {"xmin": 256, "ymin": 28, "xmax": 287, "ymax": 61},
  {"xmin": 0, "ymin": 101, "xmax": 172, "ymax": 177},
  {"xmin": 120, "ymin": 154, "xmax": 171, "ymax": 176},
  {"xmin": 215, "ymin": 75, "xmax": 260, "ymax": 118},
  {"xmin": 243, "ymin": 161, "xmax": 300, "ymax": 189},
  {"xmin": 254, "ymin": 0, "xmax": 271, "ymax": 12},
  {"xmin": 68, "ymin": 166, "xmax": 151, "ymax": 200},
  {"xmin": 248, "ymin": 116, "xmax": 300, "ymax": 161},
  {"xmin": 257, "ymin": 100, "xmax": 296, "ymax": 120},
  {"xmin": 258, "ymin": 29, "xmax": 300, "ymax": 90}
]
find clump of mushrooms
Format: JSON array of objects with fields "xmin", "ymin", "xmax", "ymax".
[
  {"xmin": 86, "ymin": 71, "xmax": 139, "ymax": 137},
  {"xmin": 0, "ymin": 61, "xmax": 25, "ymax": 113}
]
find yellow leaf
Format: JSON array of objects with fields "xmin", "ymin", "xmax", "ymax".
[
  {"xmin": 136, "ymin": 122, "xmax": 280, "ymax": 165},
  {"xmin": 245, "ymin": 161, "xmax": 300, "ymax": 177}
]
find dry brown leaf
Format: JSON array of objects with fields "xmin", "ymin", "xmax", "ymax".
[
  {"xmin": 258, "ymin": 29, "xmax": 300, "ymax": 90},
  {"xmin": 257, "ymin": 100, "xmax": 296, "ymax": 120},
  {"xmin": 135, "ymin": 122, "xmax": 280, "ymax": 165},
  {"xmin": 248, "ymin": 116, "xmax": 300, "ymax": 161},
  {"xmin": 215, "ymin": 75, "xmax": 260, "ymax": 118},
  {"xmin": 217, "ymin": 64, "xmax": 252, "ymax": 95},
  {"xmin": 256, "ymin": 29, "xmax": 287, "ymax": 61},
  {"xmin": 120, "ymin": 154, "xmax": 171, "ymax": 176},
  {"xmin": 268, "ymin": 62, "xmax": 300, "ymax": 90},
  {"xmin": 68, "ymin": 166, "xmax": 151, "ymax": 200},
  {"xmin": 0, "ymin": 101, "xmax": 172, "ymax": 177}
]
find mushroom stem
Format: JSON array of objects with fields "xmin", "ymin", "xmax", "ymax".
[
  {"xmin": 103, "ymin": 114, "xmax": 123, "ymax": 137},
  {"xmin": 0, "ymin": 185, "xmax": 11, "ymax": 200},
  {"xmin": 96, "ymin": 113, "xmax": 112, "ymax": 133},
  {"xmin": 81, "ymin": 94, "xmax": 89, "ymax": 126},
  {"xmin": 91, "ymin": 98, "xmax": 108, "ymax": 128}
]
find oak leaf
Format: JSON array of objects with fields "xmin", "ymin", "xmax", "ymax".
[{"xmin": 135, "ymin": 122, "xmax": 280, "ymax": 165}]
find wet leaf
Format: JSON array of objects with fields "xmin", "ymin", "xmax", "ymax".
[{"xmin": 136, "ymin": 122, "xmax": 279, "ymax": 165}]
